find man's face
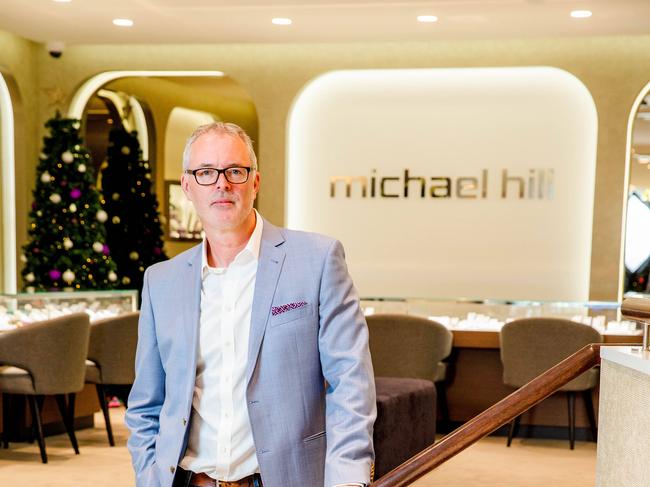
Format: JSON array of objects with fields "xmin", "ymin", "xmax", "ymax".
[{"xmin": 181, "ymin": 132, "xmax": 260, "ymax": 234}]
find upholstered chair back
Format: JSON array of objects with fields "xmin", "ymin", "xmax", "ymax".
[
  {"xmin": 500, "ymin": 317, "xmax": 602, "ymax": 391},
  {"xmin": 87, "ymin": 311, "xmax": 139, "ymax": 385},
  {"xmin": 0, "ymin": 312, "xmax": 90, "ymax": 395},
  {"xmin": 366, "ymin": 314, "xmax": 453, "ymax": 381}
]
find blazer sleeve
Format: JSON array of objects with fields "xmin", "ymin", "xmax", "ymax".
[
  {"xmin": 125, "ymin": 267, "xmax": 166, "ymax": 487},
  {"xmin": 317, "ymin": 239, "xmax": 376, "ymax": 487}
]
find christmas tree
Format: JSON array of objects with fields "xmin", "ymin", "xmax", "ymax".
[
  {"xmin": 100, "ymin": 127, "xmax": 167, "ymax": 292},
  {"xmin": 21, "ymin": 113, "xmax": 119, "ymax": 291}
]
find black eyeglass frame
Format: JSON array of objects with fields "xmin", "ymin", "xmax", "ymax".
[{"xmin": 184, "ymin": 166, "xmax": 254, "ymax": 186}]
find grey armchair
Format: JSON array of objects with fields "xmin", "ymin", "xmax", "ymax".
[
  {"xmin": 0, "ymin": 312, "xmax": 91, "ymax": 463},
  {"xmin": 85, "ymin": 311, "xmax": 139, "ymax": 446},
  {"xmin": 499, "ymin": 317, "xmax": 602, "ymax": 449},
  {"xmin": 366, "ymin": 313, "xmax": 454, "ymax": 421}
]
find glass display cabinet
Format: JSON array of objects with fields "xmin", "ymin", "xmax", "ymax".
[
  {"xmin": 360, "ymin": 297, "xmax": 640, "ymax": 344},
  {"xmin": 0, "ymin": 289, "xmax": 138, "ymax": 330}
]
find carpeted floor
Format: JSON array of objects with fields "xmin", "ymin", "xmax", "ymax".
[{"xmin": 0, "ymin": 409, "xmax": 596, "ymax": 486}]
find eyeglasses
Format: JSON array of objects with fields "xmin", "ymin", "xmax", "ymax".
[{"xmin": 184, "ymin": 166, "xmax": 254, "ymax": 186}]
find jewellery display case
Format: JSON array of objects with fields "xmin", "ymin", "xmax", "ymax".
[
  {"xmin": 360, "ymin": 297, "xmax": 640, "ymax": 344},
  {"xmin": 0, "ymin": 289, "xmax": 138, "ymax": 330}
]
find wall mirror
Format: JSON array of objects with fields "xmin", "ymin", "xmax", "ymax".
[{"xmin": 623, "ymin": 91, "xmax": 650, "ymax": 296}]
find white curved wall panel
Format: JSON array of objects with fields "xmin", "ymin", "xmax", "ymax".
[{"xmin": 287, "ymin": 67, "xmax": 597, "ymax": 301}]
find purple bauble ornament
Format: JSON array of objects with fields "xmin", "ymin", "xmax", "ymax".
[
  {"xmin": 49, "ymin": 269, "xmax": 61, "ymax": 281},
  {"xmin": 102, "ymin": 244, "xmax": 110, "ymax": 255},
  {"xmin": 70, "ymin": 188, "xmax": 82, "ymax": 200}
]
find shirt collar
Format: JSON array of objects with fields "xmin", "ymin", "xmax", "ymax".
[{"xmin": 201, "ymin": 209, "xmax": 263, "ymax": 277}]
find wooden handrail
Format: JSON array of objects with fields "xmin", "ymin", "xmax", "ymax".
[{"xmin": 372, "ymin": 343, "xmax": 603, "ymax": 487}]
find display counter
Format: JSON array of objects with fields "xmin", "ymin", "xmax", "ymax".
[
  {"xmin": 0, "ymin": 289, "xmax": 138, "ymax": 329},
  {"xmin": 596, "ymin": 346, "xmax": 650, "ymax": 485},
  {"xmin": 361, "ymin": 297, "xmax": 642, "ymax": 437},
  {"xmin": 0, "ymin": 290, "xmax": 138, "ymax": 441}
]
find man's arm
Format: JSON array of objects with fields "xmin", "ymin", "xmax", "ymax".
[
  {"xmin": 125, "ymin": 268, "xmax": 166, "ymax": 487},
  {"xmin": 318, "ymin": 239, "xmax": 376, "ymax": 487}
]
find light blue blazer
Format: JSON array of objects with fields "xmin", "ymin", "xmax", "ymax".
[{"xmin": 126, "ymin": 218, "xmax": 376, "ymax": 487}]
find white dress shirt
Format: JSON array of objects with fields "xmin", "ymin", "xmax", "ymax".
[{"xmin": 180, "ymin": 211, "xmax": 263, "ymax": 481}]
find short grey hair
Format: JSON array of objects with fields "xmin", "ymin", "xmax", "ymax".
[{"xmin": 182, "ymin": 122, "xmax": 258, "ymax": 171}]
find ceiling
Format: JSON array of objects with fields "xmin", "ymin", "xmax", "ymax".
[{"xmin": 1, "ymin": 0, "xmax": 650, "ymax": 45}]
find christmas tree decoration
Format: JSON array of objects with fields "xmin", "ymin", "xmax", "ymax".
[
  {"xmin": 21, "ymin": 113, "xmax": 118, "ymax": 291},
  {"xmin": 78, "ymin": 164, "xmax": 87, "ymax": 173},
  {"xmin": 101, "ymin": 127, "xmax": 167, "ymax": 292},
  {"xmin": 96, "ymin": 209, "xmax": 108, "ymax": 222},
  {"xmin": 93, "ymin": 242, "xmax": 104, "ymax": 253},
  {"xmin": 108, "ymin": 271, "xmax": 118, "ymax": 282},
  {"xmin": 62, "ymin": 269, "xmax": 75, "ymax": 283}
]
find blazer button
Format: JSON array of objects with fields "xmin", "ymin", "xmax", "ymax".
[
  {"xmin": 170, "ymin": 466, "xmax": 176, "ymax": 474},
  {"xmin": 182, "ymin": 418, "xmax": 187, "ymax": 426}
]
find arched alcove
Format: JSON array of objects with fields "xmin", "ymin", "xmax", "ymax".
[
  {"xmin": 68, "ymin": 70, "xmax": 258, "ymax": 258},
  {"xmin": 620, "ymin": 82, "xmax": 650, "ymax": 299}
]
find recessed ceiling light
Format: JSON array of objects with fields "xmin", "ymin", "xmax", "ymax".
[
  {"xmin": 113, "ymin": 18, "xmax": 134, "ymax": 27},
  {"xmin": 272, "ymin": 18, "xmax": 292, "ymax": 26},
  {"xmin": 570, "ymin": 10, "xmax": 592, "ymax": 19},
  {"xmin": 417, "ymin": 15, "xmax": 439, "ymax": 23},
  {"xmin": 53, "ymin": 0, "xmax": 72, "ymax": 3}
]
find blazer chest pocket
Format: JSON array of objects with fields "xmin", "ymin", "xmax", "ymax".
[{"xmin": 270, "ymin": 303, "xmax": 312, "ymax": 327}]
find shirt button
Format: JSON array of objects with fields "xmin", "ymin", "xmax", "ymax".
[
  {"xmin": 182, "ymin": 418, "xmax": 187, "ymax": 426},
  {"xmin": 170, "ymin": 466, "xmax": 176, "ymax": 474}
]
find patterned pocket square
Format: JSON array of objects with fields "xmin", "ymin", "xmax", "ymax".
[{"xmin": 272, "ymin": 301, "xmax": 308, "ymax": 316}]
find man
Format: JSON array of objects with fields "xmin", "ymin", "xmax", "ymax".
[{"xmin": 126, "ymin": 122, "xmax": 376, "ymax": 487}]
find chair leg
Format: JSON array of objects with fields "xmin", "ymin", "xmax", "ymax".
[
  {"xmin": 583, "ymin": 390, "xmax": 598, "ymax": 442},
  {"xmin": 95, "ymin": 384, "xmax": 115, "ymax": 446},
  {"xmin": 28, "ymin": 395, "xmax": 47, "ymax": 463},
  {"xmin": 567, "ymin": 392, "xmax": 576, "ymax": 450},
  {"xmin": 2, "ymin": 393, "xmax": 9, "ymax": 449},
  {"xmin": 437, "ymin": 383, "xmax": 450, "ymax": 425},
  {"xmin": 55, "ymin": 393, "xmax": 80, "ymax": 454},
  {"xmin": 507, "ymin": 415, "xmax": 521, "ymax": 447}
]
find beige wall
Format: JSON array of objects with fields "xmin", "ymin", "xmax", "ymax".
[{"xmin": 4, "ymin": 32, "xmax": 650, "ymax": 299}]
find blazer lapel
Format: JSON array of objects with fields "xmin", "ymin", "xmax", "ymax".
[
  {"xmin": 182, "ymin": 244, "xmax": 203, "ymax": 388},
  {"xmin": 246, "ymin": 220, "xmax": 286, "ymax": 384}
]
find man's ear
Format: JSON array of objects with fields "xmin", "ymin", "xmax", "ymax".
[
  {"xmin": 181, "ymin": 173, "xmax": 192, "ymax": 201},
  {"xmin": 253, "ymin": 171, "xmax": 260, "ymax": 198}
]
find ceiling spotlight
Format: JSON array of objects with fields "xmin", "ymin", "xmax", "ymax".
[
  {"xmin": 53, "ymin": 0, "xmax": 72, "ymax": 3},
  {"xmin": 570, "ymin": 10, "xmax": 592, "ymax": 18},
  {"xmin": 272, "ymin": 18, "xmax": 292, "ymax": 25},
  {"xmin": 113, "ymin": 18, "xmax": 134, "ymax": 27},
  {"xmin": 417, "ymin": 15, "xmax": 438, "ymax": 23}
]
